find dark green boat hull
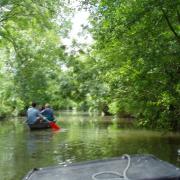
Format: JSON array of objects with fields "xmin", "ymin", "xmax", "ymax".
[{"xmin": 28, "ymin": 122, "xmax": 50, "ymax": 130}]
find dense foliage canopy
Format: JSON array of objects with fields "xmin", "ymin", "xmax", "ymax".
[
  {"xmin": 0, "ymin": 0, "xmax": 179, "ymax": 131},
  {"xmin": 0, "ymin": 0, "xmax": 71, "ymax": 114},
  {"xmin": 85, "ymin": 0, "xmax": 180, "ymax": 130}
]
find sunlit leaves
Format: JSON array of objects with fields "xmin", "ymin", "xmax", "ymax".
[
  {"xmin": 88, "ymin": 0, "xmax": 180, "ymax": 130},
  {"xmin": 0, "ymin": 0, "xmax": 69, "ymax": 113}
]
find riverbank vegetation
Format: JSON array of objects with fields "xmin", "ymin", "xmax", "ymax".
[{"xmin": 0, "ymin": 0, "xmax": 179, "ymax": 131}]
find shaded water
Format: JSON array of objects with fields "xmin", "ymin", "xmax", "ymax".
[{"xmin": 0, "ymin": 111, "xmax": 180, "ymax": 180}]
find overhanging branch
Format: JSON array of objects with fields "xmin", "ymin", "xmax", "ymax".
[{"xmin": 161, "ymin": 8, "xmax": 180, "ymax": 43}]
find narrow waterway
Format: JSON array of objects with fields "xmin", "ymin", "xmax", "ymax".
[{"xmin": 0, "ymin": 111, "xmax": 179, "ymax": 180}]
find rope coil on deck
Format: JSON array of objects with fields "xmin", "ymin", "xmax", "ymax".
[{"xmin": 92, "ymin": 154, "xmax": 131, "ymax": 180}]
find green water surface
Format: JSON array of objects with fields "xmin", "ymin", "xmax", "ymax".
[{"xmin": 0, "ymin": 111, "xmax": 179, "ymax": 180}]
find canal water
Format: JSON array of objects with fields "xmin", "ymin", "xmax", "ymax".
[{"xmin": 0, "ymin": 111, "xmax": 179, "ymax": 180}]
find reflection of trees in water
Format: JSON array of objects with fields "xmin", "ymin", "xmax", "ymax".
[
  {"xmin": 60, "ymin": 115, "xmax": 115, "ymax": 130},
  {"xmin": 26, "ymin": 131, "xmax": 54, "ymax": 156},
  {"xmin": 56, "ymin": 132, "xmax": 180, "ymax": 168},
  {"xmin": 0, "ymin": 114, "xmax": 180, "ymax": 179},
  {"xmin": 12, "ymin": 130, "xmax": 55, "ymax": 180},
  {"xmin": 55, "ymin": 114, "xmax": 180, "ymax": 167}
]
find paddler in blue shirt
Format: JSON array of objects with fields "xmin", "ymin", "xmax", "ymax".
[{"xmin": 27, "ymin": 102, "xmax": 45, "ymax": 125}]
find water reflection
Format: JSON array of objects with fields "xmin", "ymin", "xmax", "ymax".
[
  {"xmin": 26, "ymin": 131, "xmax": 54, "ymax": 156},
  {"xmin": 0, "ymin": 112, "xmax": 179, "ymax": 180}
]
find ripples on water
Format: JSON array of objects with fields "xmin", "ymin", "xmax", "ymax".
[{"xmin": 0, "ymin": 112, "xmax": 179, "ymax": 180}]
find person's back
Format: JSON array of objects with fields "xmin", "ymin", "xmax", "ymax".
[
  {"xmin": 41, "ymin": 104, "xmax": 54, "ymax": 121},
  {"xmin": 27, "ymin": 103, "xmax": 42, "ymax": 124}
]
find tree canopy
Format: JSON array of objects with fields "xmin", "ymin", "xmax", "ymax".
[
  {"xmin": 0, "ymin": 0, "xmax": 179, "ymax": 131},
  {"xmin": 86, "ymin": 0, "xmax": 180, "ymax": 130}
]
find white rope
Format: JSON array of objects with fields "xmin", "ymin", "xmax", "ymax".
[
  {"xmin": 92, "ymin": 154, "xmax": 131, "ymax": 180},
  {"xmin": 123, "ymin": 154, "xmax": 131, "ymax": 180},
  {"xmin": 92, "ymin": 171, "xmax": 123, "ymax": 180}
]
